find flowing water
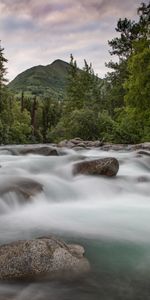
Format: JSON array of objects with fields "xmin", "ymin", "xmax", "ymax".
[{"xmin": 0, "ymin": 146, "xmax": 150, "ymax": 299}]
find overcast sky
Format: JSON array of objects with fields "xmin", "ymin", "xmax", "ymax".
[{"xmin": 0, "ymin": 0, "xmax": 148, "ymax": 81}]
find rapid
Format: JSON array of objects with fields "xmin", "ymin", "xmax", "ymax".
[{"xmin": 0, "ymin": 146, "xmax": 150, "ymax": 299}]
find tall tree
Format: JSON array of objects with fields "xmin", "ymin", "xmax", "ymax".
[
  {"xmin": 104, "ymin": 1, "xmax": 150, "ymax": 117},
  {"xmin": 65, "ymin": 55, "xmax": 102, "ymax": 113},
  {"xmin": 0, "ymin": 41, "xmax": 8, "ymax": 90}
]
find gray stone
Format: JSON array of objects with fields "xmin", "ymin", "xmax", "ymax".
[
  {"xmin": 58, "ymin": 140, "xmax": 68, "ymax": 147},
  {"xmin": 0, "ymin": 236, "xmax": 90, "ymax": 280},
  {"xmin": 19, "ymin": 146, "xmax": 58, "ymax": 156},
  {"xmin": 0, "ymin": 178, "xmax": 43, "ymax": 200},
  {"xmin": 73, "ymin": 157, "xmax": 119, "ymax": 177},
  {"xmin": 70, "ymin": 138, "xmax": 83, "ymax": 145},
  {"xmin": 0, "ymin": 146, "xmax": 58, "ymax": 156}
]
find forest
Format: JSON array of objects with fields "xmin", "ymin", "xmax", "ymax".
[{"xmin": 0, "ymin": 1, "xmax": 150, "ymax": 145}]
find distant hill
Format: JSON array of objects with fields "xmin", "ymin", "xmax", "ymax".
[{"xmin": 8, "ymin": 59, "xmax": 71, "ymax": 99}]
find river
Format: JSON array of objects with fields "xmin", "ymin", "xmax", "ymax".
[{"xmin": 0, "ymin": 146, "xmax": 150, "ymax": 299}]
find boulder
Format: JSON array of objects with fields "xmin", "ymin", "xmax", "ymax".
[
  {"xmin": 0, "ymin": 178, "xmax": 43, "ymax": 200},
  {"xmin": 0, "ymin": 146, "xmax": 58, "ymax": 156},
  {"xmin": 0, "ymin": 236, "xmax": 90, "ymax": 280},
  {"xmin": 73, "ymin": 157, "xmax": 119, "ymax": 177},
  {"xmin": 19, "ymin": 146, "xmax": 58, "ymax": 156}
]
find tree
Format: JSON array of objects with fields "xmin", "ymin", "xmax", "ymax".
[
  {"xmin": 67, "ymin": 109, "xmax": 99, "ymax": 140},
  {"xmin": 104, "ymin": 1, "xmax": 150, "ymax": 117},
  {"xmin": 64, "ymin": 55, "xmax": 102, "ymax": 113},
  {"xmin": 41, "ymin": 97, "xmax": 62, "ymax": 142},
  {"xmin": 124, "ymin": 38, "xmax": 150, "ymax": 110},
  {"xmin": 0, "ymin": 41, "xmax": 8, "ymax": 90},
  {"xmin": 108, "ymin": 18, "xmax": 141, "ymax": 59}
]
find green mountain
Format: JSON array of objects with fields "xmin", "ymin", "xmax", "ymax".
[{"xmin": 8, "ymin": 59, "xmax": 70, "ymax": 99}]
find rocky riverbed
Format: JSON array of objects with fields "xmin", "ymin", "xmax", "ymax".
[{"xmin": 0, "ymin": 142, "xmax": 150, "ymax": 299}]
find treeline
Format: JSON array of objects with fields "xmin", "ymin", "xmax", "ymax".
[{"xmin": 0, "ymin": 1, "xmax": 150, "ymax": 144}]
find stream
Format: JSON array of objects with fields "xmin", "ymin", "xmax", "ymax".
[{"xmin": 0, "ymin": 146, "xmax": 150, "ymax": 299}]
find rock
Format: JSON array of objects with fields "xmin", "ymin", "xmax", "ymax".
[
  {"xmin": 76, "ymin": 143, "xmax": 86, "ymax": 148},
  {"xmin": 19, "ymin": 146, "xmax": 58, "ymax": 156},
  {"xmin": 92, "ymin": 140, "xmax": 103, "ymax": 147},
  {"xmin": 84, "ymin": 140, "xmax": 102, "ymax": 148},
  {"xmin": 66, "ymin": 141, "xmax": 75, "ymax": 148},
  {"xmin": 0, "ymin": 178, "xmax": 43, "ymax": 200},
  {"xmin": 58, "ymin": 140, "xmax": 74, "ymax": 148},
  {"xmin": 137, "ymin": 150, "xmax": 150, "ymax": 157},
  {"xmin": 129, "ymin": 143, "xmax": 150, "ymax": 151},
  {"xmin": 58, "ymin": 140, "xmax": 68, "ymax": 147},
  {"xmin": 70, "ymin": 138, "xmax": 83, "ymax": 145},
  {"xmin": 68, "ymin": 244, "xmax": 85, "ymax": 258},
  {"xmin": 72, "ymin": 146, "xmax": 85, "ymax": 151},
  {"xmin": 0, "ymin": 236, "xmax": 90, "ymax": 280},
  {"xmin": 73, "ymin": 157, "xmax": 119, "ymax": 177},
  {"xmin": 0, "ymin": 146, "xmax": 58, "ymax": 156}
]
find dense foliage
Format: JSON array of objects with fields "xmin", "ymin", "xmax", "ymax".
[{"xmin": 0, "ymin": 2, "xmax": 150, "ymax": 145}]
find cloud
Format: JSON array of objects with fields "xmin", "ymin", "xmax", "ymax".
[{"xmin": 0, "ymin": 0, "xmax": 146, "ymax": 81}]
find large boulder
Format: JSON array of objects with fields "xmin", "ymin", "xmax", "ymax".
[
  {"xmin": 0, "ymin": 236, "xmax": 90, "ymax": 280},
  {"xmin": 73, "ymin": 157, "xmax": 119, "ymax": 177},
  {"xmin": 0, "ymin": 178, "xmax": 43, "ymax": 200}
]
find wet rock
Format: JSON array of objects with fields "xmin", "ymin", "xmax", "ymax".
[
  {"xmin": 68, "ymin": 244, "xmax": 85, "ymax": 258},
  {"xmin": 137, "ymin": 150, "xmax": 150, "ymax": 157},
  {"xmin": 91, "ymin": 140, "xmax": 103, "ymax": 147},
  {"xmin": 58, "ymin": 140, "xmax": 75, "ymax": 148},
  {"xmin": 0, "ymin": 146, "xmax": 58, "ymax": 156},
  {"xmin": 19, "ymin": 146, "xmax": 58, "ymax": 156},
  {"xmin": 0, "ymin": 178, "xmax": 43, "ymax": 200},
  {"xmin": 0, "ymin": 236, "xmax": 90, "ymax": 280},
  {"xmin": 70, "ymin": 138, "xmax": 83, "ymax": 145},
  {"xmin": 73, "ymin": 157, "xmax": 119, "ymax": 177},
  {"xmin": 130, "ymin": 143, "xmax": 150, "ymax": 151},
  {"xmin": 76, "ymin": 143, "xmax": 86, "ymax": 148}
]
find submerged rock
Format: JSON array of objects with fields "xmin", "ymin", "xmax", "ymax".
[
  {"xmin": 0, "ymin": 146, "xmax": 58, "ymax": 156},
  {"xmin": 0, "ymin": 236, "xmax": 90, "ymax": 280},
  {"xmin": 73, "ymin": 157, "xmax": 119, "ymax": 177},
  {"xmin": 137, "ymin": 150, "xmax": 150, "ymax": 157},
  {"xmin": 18, "ymin": 146, "xmax": 58, "ymax": 156},
  {"xmin": 0, "ymin": 178, "xmax": 43, "ymax": 200},
  {"xmin": 137, "ymin": 176, "xmax": 150, "ymax": 183}
]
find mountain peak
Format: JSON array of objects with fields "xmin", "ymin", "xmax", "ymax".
[
  {"xmin": 8, "ymin": 59, "xmax": 70, "ymax": 98},
  {"xmin": 50, "ymin": 59, "xmax": 70, "ymax": 69},
  {"xmin": 51, "ymin": 59, "xmax": 66, "ymax": 65}
]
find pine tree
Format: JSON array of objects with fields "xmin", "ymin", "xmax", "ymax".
[{"xmin": 0, "ymin": 41, "xmax": 8, "ymax": 91}]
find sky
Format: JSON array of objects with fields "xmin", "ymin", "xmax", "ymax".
[{"xmin": 0, "ymin": 0, "xmax": 148, "ymax": 81}]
